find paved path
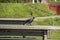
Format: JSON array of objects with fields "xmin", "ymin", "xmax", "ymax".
[
  {"xmin": 34, "ymin": 15, "xmax": 60, "ymax": 21},
  {"xmin": 0, "ymin": 15, "xmax": 60, "ymax": 21}
]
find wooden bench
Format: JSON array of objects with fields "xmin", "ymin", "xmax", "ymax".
[
  {"xmin": 0, "ymin": 18, "xmax": 30, "ymax": 25},
  {"xmin": 0, "ymin": 24, "xmax": 60, "ymax": 40},
  {"xmin": 0, "ymin": 17, "xmax": 35, "ymax": 25},
  {"xmin": 0, "ymin": 18, "xmax": 60, "ymax": 40}
]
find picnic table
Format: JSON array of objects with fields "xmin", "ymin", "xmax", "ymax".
[{"xmin": 0, "ymin": 18, "xmax": 60, "ymax": 40}]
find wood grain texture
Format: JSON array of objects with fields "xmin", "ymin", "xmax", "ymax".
[{"xmin": 0, "ymin": 24, "xmax": 60, "ymax": 30}]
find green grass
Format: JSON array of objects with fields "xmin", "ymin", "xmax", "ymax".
[
  {"xmin": 26, "ymin": 3, "xmax": 56, "ymax": 16},
  {"xmin": 0, "ymin": 3, "xmax": 56, "ymax": 18},
  {"xmin": 0, "ymin": 3, "xmax": 31, "ymax": 18},
  {"xmin": 50, "ymin": 30, "xmax": 60, "ymax": 39},
  {"xmin": 49, "ymin": 0, "xmax": 60, "ymax": 3},
  {"xmin": 32, "ymin": 17, "xmax": 60, "ymax": 26}
]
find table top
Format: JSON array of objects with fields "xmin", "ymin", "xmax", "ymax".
[{"xmin": 0, "ymin": 24, "xmax": 60, "ymax": 30}]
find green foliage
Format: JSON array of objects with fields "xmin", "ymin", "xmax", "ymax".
[
  {"xmin": 27, "ymin": 3, "xmax": 56, "ymax": 16},
  {"xmin": 0, "ymin": 3, "xmax": 56, "ymax": 18},
  {"xmin": 0, "ymin": 3, "xmax": 31, "ymax": 18},
  {"xmin": 50, "ymin": 30, "xmax": 60, "ymax": 39},
  {"xmin": 49, "ymin": 0, "xmax": 60, "ymax": 3},
  {"xmin": 53, "ymin": 17, "xmax": 60, "ymax": 26},
  {"xmin": 32, "ymin": 17, "xmax": 60, "ymax": 26}
]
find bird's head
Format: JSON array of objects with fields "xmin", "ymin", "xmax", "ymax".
[{"xmin": 33, "ymin": 17, "xmax": 35, "ymax": 19}]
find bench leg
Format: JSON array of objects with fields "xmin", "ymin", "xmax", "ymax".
[
  {"xmin": 47, "ymin": 30, "xmax": 51, "ymax": 39},
  {"xmin": 43, "ymin": 30, "xmax": 47, "ymax": 40},
  {"xmin": 23, "ymin": 36, "xmax": 26, "ymax": 38}
]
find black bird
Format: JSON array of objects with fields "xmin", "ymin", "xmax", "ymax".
[
  {"xmin": 23, "ymin": 17, "xmax": 35, "ymax": 25},
  {"xmin": 23, "ymin": 11, "xmax": 35, "ymax": 25}
]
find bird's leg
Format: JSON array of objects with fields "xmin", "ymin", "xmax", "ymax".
[
  {"xmin": 24, "ymin": 24, "xmax": 26, "ymax": 25},
  {"xmin": 30, "ymin": 23, "xmax": 31, "ymax": 25},
  {"xmin": 28, "ymin": 23, "xmax": 31, "ymax": 26}
]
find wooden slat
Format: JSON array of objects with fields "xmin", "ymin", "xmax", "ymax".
[
  {"xmin": 0, "ymin": 18, "xmax": 35, "ymax": 24},
  {"xmin": 0, "ymin": 29, "xmax": 44, "ymax": 36},
  {"xmin": 0, "ymin": 24, "xmax": 60, "ymax": 30},
  {"xmin": 0, "ymin": 18, "xmax": 29, "ymax": 20},
  {"xmin": 0, "ymin": 20, "xmax": 26, "ymax": 24}
]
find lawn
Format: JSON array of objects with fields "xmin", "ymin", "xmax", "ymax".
[
  {"xmin": 32, "ymin": 17, "xmax": 60, "ymax": 26},
  {"xmin": 0, "ymin": 3, "xmax": 56, "ymax": 18}
]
